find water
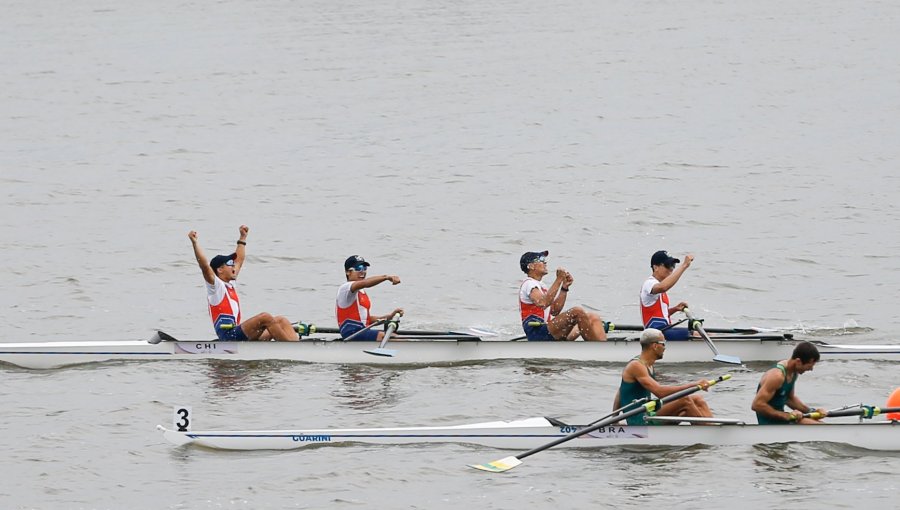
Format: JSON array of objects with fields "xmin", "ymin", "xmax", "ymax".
[{"xmin": 3, "ymin": 0, "xmax": 900, "ymax": 508}]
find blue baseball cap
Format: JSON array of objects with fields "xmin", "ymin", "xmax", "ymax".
[
  {"xmin": 210, "ymin": 253, "xmax": 236, "ymax": 271},
  {"xmin": 520, "ymin": 250, "xmax": 549, "ymax": 273},
  {"xmin": 651, "ymin": 250, "xmax": 680, "ymax": 268}
]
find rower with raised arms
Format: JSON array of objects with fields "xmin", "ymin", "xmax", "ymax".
[
  {"xmin": 188, "ymin": 226, "xmax": 299, "ymax": 341},
  {"xmin": 518, "ymin": 250, "xmax": 606, "ymax": 341},
  {"xmin": 336, "ymin": 255, "xmax": 404, "ymax": 341},
  {"xmin": 752, "ymin": 341, "xmax": 826, "ymax": 424},
  {"xmin": 640, "ymin": 250, "xmax": 694, "ymax": 340},
  {"xmin": 612, "ymin": 328, "xmax": 713, "ymax": 423}
]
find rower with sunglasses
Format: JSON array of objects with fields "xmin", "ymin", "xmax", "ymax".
[
  {"xmin": 518, "ymin": 250, "xmax": 607, "ymax": 341},
  {"xmin": 640, "ymin": 250, "xmax": 694, "ymax": 341},
  {"xmin": 336, "ymin": 255, "xmax": 403, "ymax": 341},
  {"xmin": 188, "ymin": 226, "xmax": 299, "ymax": 341}
]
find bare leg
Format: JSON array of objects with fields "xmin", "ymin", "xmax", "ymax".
[
  {"xmin": 549, "ymin": 307, "xmax": 606, "ymax": 341},
  {"xmin": 658, "ymin": 394, "xmax": 712, "ymax": 420},
  {"xmin": 241, "ymin": 313, "xmax": 299, "ymax": 341}
]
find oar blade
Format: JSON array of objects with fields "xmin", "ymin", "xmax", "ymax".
[
  {"xmin": 468, "ymin": 456, "xmax": 522, "ymax": 473},
  {"xmin": 713, "ymin": 353, "xmax": 742, "ymax": 365},
  {"xmin": 363, "ymin": 347, "xmax": 397, "ymax": 357}
]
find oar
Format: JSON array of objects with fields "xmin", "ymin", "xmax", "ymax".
[
  {"xmin": 342, "ymin": 318, "xmax": 387, "ymax": 342},
  {"xmin": 583, "ymin": 397, "xmax": 650, "ymax": 427},
  {"xmin": 364, "ymin": 313, "xmax": 401, "ymax": 357},
  {"xmin": 469, "ymin": 374, "xmax": 731, "ymax": 473},
  {"xmin": 684, "ymin": 308, "xmax": 742, "ymax": 365},
  {"xmin": 804, "ymin": 406, "xmax": 900, "ymax": 420},
  {"xmin": 148, "ymin": 330, "xmax": 179, "ymax": 344},
  {"xmin": 604, "ymin": 322, "xmax": 772, "ymax": 335}
]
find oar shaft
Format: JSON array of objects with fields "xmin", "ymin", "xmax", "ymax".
[
  {"xmin": 586, "ymin": 397, "xmax": 650, "ymax": 427},
  {"xmin": 604, "ymin": 323, "xmax": 761, "ymax": 334},
  {"xmin": 514, "ymin": 375, "xmax": 731, "ymax": 462},
  {"xmin": 374, "ymin": 313, "xmax": 401, "ymax": 349},
  {"xmin": 806, "ymin": 406, "xmax": 900, "ymax": 419},
  {"xmin": 343, "ymin": 319, "xmax": 387, "ymax": 342}
]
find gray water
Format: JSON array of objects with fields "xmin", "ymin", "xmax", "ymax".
[{"xmin": 3, "ymin": 0, "xmax": 900, "ymax": 508}]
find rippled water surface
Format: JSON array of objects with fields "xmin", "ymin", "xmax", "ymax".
[{"xmin": 3, "ymin": 0, "xmax": 900, "ymax": 508}]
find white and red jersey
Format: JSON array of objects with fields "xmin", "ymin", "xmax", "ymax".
[
  {"xmin": 207, "ymin": 277, "xmax": 241, "ymax": 327},
  {"xmin": 336, "ymin": 281, "xmax": 372, "ymax": 327},
  {"xmin": 519, "ymin": 278, "xmax": 551, "ymax": 323},
  {"xmin": 640, "ymin": 276, "xmax": 670, "ymax": 326}
]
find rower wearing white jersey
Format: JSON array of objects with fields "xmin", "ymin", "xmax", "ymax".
[
  {"xmin": 188, "ymin": 226, "xmax": 298, "ymax": 341},
  {"xmin": 640, "ymin": 250, "xmax": 693, "ymax": 340},
  {"xmin": 336, "ymin": 255, "xmax": 403, "ymax": 341},
  {"xmin": 518, "ymin": 250, "xmax": 606, "ymax": 341}
]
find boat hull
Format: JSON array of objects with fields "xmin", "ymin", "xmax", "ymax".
[
  {"xmin": 158, "ymin": 417, "xmax": 900, "ymax": 451},
  {"xmin": 2, "ymin": 335, "xmax": 899, "ymax": 369}
]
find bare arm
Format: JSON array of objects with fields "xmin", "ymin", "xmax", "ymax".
[
  {"xmin": 785, "ymin": 392, "xmax": 811, "ymax": 414},
  {"xmin": 651, "ymin": 254, "xmax": 694, "ymax": 294},
  {"xmin": 350, "ymin": 274, "xmax": 401, "ymax": 293},
  {"xmin": 528, "ymin": 269, "xmax": 566, "ymax": 309},
  {"xmin": 627, "ymin": 362, "xmax": 705, "ymax": 398},
  {"xmin": 549, "ymin": 271, "xmax": 573, "ymax": 316},
  {"xmin": 233, "ymin": 225, "xmax": 249, "ymax": 276},
  {"xmin": 188, "ymin": 231, "xmax": 215, "ymax": 285},
  {"xmin": 371, "ymin": 307, "xmax": 405, "ymax": 322},
  {"xmin": 751, "ymin": 369, "xmax": 795, "ymax": 422}
]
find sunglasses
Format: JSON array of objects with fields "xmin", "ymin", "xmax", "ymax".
[
  {"xmin": 351, "ymin": 265, "xmax": 368, "ymax": 272},
  {"xmin": 534, "ymin": 256, "xmax": 547, "ymax": 264},
  {"xmin": 224, "ymin": 260, "xmax": 235, "ymax": 267}
]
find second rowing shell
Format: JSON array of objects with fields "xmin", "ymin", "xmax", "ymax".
[{"xmin": 1, "ymin": 331, "xmax": 899, "ymax": 369}]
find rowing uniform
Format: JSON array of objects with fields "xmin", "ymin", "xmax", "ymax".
[
  {"xmin": 207, "ymin": 277, "xmax": 248, "ymax": 341},
  {"xmin": 640, "ymin": 276, "xmax": 690, "ymax": 340},
  {"xmin": 618, "ymin": 359, "xmax": 656, "ymax": 425},
  {"xmin": 336, "ymin": 281, "xmax": 379, "ymax": 341},
  {"xmin": 756, "ymin": 363, "xmax": 797, "ymax": 424},
  {"xmin": 519, "ymin": 278, "xmax": 555, "ymax": 341}
]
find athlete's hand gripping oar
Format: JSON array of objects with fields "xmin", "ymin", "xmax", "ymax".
[
  {"xmin": 469, "ymin": 374, "xmax": 731, "ymax": 473},
  {"xmin": 364, "ymin": 313, "xmax": 401, "ymax": 357},
  {"xmin": 684, "ymin": 308, "xmax": 742, "ymax": 365}
]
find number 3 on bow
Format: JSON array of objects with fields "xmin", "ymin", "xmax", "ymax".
[{"xmin": 174, "ymin": 406, "xmax": 192, "ymax": 432}]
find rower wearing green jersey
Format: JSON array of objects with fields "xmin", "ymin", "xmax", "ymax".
[
  {"xmin": 752, "ymin": 341, "xmax": 826, "ymax": 424},
  {"xmin": 612, "ymin": 328, "xmax": 713, "ymax": 424}
]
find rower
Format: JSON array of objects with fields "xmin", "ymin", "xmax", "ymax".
[
  {"xmin": 188, "ymin": 226, "xmax": 298, "ymax": 341},
  {"xmin": 612, "ymin": 328, "xmax": 713, "ymax": 424},
  {"xmin": 752, "ymin": 341, "xmax": 826, "ymax": 424},
  {"xmin": 336, "ymin": 255, "xmax": 404, "ymax": 341},
  {"xmin": 640, "ymin": 250, "xmax": 694, "ymax": 340},
  {"xmin": 518, "ymin": 250, "xmax": 606, "ymax": 341}
]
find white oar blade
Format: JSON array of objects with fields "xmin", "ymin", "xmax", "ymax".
[
  {"xmin": 468, "ymin": 327, "xmax": 499, "ymax": 337},
  {"xmin": 713, "ymin": 354, "xmax": 742, "ymax": 365},
  {"xmin": 364, "ymin": 347, "xmax": 397, "ymax": 357},
  {"xmin": 468, "ymin": 456, "xmax": 522, "ymax": 473}
]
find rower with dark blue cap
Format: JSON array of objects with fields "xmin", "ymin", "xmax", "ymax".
[
  {"xmin": 640, "ymin": 250, "xmax": 695, "ymax": 340},
  {"xmin": 518, "ymin": 250, "xmax": 607, "ymax": 342},
  {"xmin": 187, "ymin": 225, "xmax": 299, "ymax": 342},
  {"xmin": 336, "ymin": 255, "xmax": 404, "ymax": 342}
]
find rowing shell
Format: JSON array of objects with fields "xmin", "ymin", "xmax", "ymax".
[
  {"xmin": 2, "ymin": 332, "xmax": 899, "ymax": 369},
  {"xmin": 158, "ymin": 416, "xmax": 900, "ymax": 451}
]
